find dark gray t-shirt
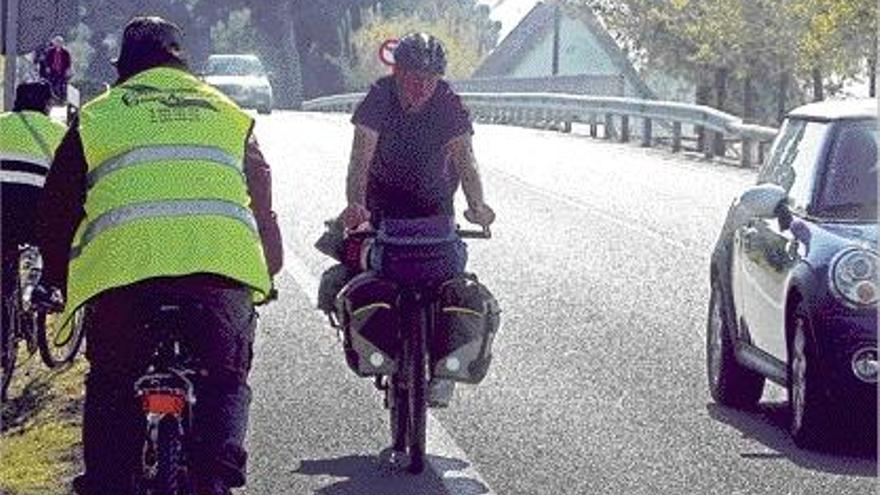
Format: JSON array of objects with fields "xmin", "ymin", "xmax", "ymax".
[{"xmin": 351, "ymin": 76, "xmax": 473, "ymax": 221}]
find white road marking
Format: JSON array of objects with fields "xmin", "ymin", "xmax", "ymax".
[{"xmin": 281, "ymin": 240, "xmax": 497, "ymax": 495}]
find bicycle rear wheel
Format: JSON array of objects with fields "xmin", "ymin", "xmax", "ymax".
[
  {"xmin": 141, "ymin": 416, "xmax": 190, "ymax": 495},
  {"xmin": 36, "ymin": 306, "xmax": 86, "ymax": 368},
  {"xmin": 1, "ymin": 299, "xmax": 18, "ymax": 402}
]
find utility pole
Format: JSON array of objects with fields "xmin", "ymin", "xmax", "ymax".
[
  {"xmin": 3, "ymin": 0, "xmax": 19, "ymax": 111},
  {"xmin": 551, "ymin": 3, "xmax": 560, "ymax": 76}
]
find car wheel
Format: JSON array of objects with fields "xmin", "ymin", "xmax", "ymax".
[
  {"xmin": 706, "ymin": 280, "xmax": 765, "ymax": 408},
  {"xmin": 788, "ymin": 304, "xmax": 829, "ymax": 448},
  {"xmin": 257, "ymin": 106, "xmax": 271, "ymax": 115}
]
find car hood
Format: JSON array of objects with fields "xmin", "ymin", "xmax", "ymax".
[
  {"xmin": 802, "ymin": 220, "xmax": 879, "ymax": 259},
  {"xmin": 204, "ymin": 75, "xmax": 269, "ymax": 87},
  {"xmin": 816, "ymin": 222, "xmax": 878, "ymax": 248}
]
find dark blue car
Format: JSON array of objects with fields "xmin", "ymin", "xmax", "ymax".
[{"xmin": 707, "ymin": 98, "xmax": 878, "ymax": 448}]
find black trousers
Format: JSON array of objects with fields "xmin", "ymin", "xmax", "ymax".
[{"xmin": 73, "ymin": 275, "xmax": 256, "ymax": 495}]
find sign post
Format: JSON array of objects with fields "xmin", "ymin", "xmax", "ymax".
[{"xmin": 3, "ymin": 0, "xmax": 20, "ymax": 110}]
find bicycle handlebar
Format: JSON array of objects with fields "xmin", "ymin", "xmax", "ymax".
[{"xmin": 347, "ymin": 224, "xmax": 492, "ymax": 240}]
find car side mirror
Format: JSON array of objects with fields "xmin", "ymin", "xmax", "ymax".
[{"xmin": 734, "ymin": 183, "xmax": 788, "ymax": 223}]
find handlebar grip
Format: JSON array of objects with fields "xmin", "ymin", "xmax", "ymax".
[{"xmin": 457, "ymin": 225, "xmax": 492, "ymax": 239}]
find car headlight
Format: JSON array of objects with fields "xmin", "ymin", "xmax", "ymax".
[{"xmin": 830, "ymin": 248, "xmax": 879, "ymax": 306}]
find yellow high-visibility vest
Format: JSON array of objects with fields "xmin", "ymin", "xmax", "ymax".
[
  {"xmin": 0, "ymin": 110, "xmax": 66, "ymax": 188},
  {"xmin": 67, "ymin": 66, "xmax": 271, "ymax": 322}
]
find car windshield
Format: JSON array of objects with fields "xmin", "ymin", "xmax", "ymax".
[
  {"xmin": 814, "ymin": 120, "xmax": 878, "ymax": 221},
  {"xmin": 206, "ymin": 57, "xmax": 264, "ymax": 76}
]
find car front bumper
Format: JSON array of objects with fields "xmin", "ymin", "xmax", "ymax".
[
  {"xmin": 812, "ymin": 309, "xmax": 877, "ymax": 414},
  {"xmin": 215, "ymin": 86, "xmax": 272, "ymax": 110},
  {"xmin": 230, "ymin": 92, "xmax": 272, "ymax": 110}
]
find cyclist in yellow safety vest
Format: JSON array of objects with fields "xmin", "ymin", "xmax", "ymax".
[
  {"xmin": 1, "ymin": 81, "xmax": 66, "ymax": 356},
  {"xmin": 35, "ymin": 16, "xmax": 283, "ymax": 495}
]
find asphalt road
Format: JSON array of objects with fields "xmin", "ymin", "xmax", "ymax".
[{"xmin": 241, "ymin": 111, "xmax": 877, "ymax": 495}]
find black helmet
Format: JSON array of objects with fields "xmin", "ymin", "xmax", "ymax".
[
  {"xmin": 114, "ymin": 16, "xmax": 184, "ymax": 78},
  {"xmin": 13, "ymin": 81, "xmax": 53, "ymax": 113},
  {"xmin": 393, "ymin": 32, "xmax": 446, "ymax": 75}
]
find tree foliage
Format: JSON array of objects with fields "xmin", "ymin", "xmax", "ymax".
[
  {"xmin": 337, "ymin": 0, "xmax": 501, "ymax": 90},
  {"xmin": 210, "ymin": 8, "xmax": 259, "ymax": 54},
  {"xmin": 564, "ymin": 0, "xmax": 877, "ymax": 122}
]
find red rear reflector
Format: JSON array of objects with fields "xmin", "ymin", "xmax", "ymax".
[{"xmin": 141, "ymin": 393, "xmax": 185, "ymax": 415}]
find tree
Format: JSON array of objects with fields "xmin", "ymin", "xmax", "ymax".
[
  {"xmin": 336, "ymin": 0, "xmax": 500, "ymax": 90},
  {"xmin": 566, "ymin": 0, "xmax": 875, "ymax": 124},
  {"xmin": 210, "ymin": 8, "xmax": 259, "ymax": 54}
]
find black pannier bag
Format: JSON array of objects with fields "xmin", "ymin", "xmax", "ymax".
[
  {"xmin": 431, "ymin": 274, "xmax": 501, "ymax": 384},
  {"xmin": 335, "ymin": 272, "xmax": 400, "ymax": 376},
  {"xmin": 370, "ymin": 216, "xmax": 467, "ymax": 285},
  {"xmin": 317, "ymin": 263, "xmax": 357, "ymax": 314}
]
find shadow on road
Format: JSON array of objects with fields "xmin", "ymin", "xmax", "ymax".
[
  {"xmin": 294, "ymin": 452, "xmax": 490, "ymax": 495},
  {"xmin": 1, "ymin": 366, "xmax": 54, "ymax": 433},
  {"xmin": 707, "ymin": 402, "xmax": 876, "ymax": 477}
]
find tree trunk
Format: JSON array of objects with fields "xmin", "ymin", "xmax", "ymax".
[
  {"xmin": 870, "ymin": 44, "xmax": 877, "ymax": 98},
  {"xmin": 777, "ymin": 69, "xmax": 789, "ymax": 124},
  {"xmin": 253, "ymin": 1, "xmax": 303, "ymax": 109},
  {"xmin": 743, "ymin": 71, "xmax": 754, "ymax": 122},
  {"xmin": 811, "ymin": 67, "xmax": 824, "ymax": 102},
  {"xmin": 695, "ymin": 68, "xmax": 712, "ymax": 154},
  {"xmin": 551, "ymin": 4, "xmax": 561, "ymax": 76}
]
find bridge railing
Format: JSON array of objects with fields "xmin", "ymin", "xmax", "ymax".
[{"xmin": 302, "ymin": 92, "xmax": 779, "ymax": 168}]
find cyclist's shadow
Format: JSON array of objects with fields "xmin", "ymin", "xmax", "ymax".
[{"xmin": 294, "ymin": 453, "xmax": 490, "ymax": 495}]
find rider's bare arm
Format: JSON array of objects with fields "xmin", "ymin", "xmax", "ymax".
[
  {"xmin": 445, "ymin": 133, "xmax": 485, "ymax": 209},
  {"xmin": 445, "ymin": 133, "xmax": 495, "ymax": 226},
  {"xmin": 346, "ymin": 125, "xmax": 379, "ymax": 207}
]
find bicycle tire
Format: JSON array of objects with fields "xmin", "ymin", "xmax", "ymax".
[
  {"xmin": 389, "ymin": 374, "xmax": 408, "ymax": 454},
  {"xmin": 144, "ymin": 416, "xmax": 189, "ymax": 495},
  {"xmin": 1, "ymin": 300, "xmax": 18, "ymax": 402},
  {"xmin": 36, "ymin": 307, "xmax": 85, "ymax": 368},
  {"xmin": 405, "ymin": 305, "xmax": 428, "ymax": 474}
]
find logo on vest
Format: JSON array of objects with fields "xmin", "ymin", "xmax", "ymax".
[{"xmin": 121, "ymin": 84, "xmax": 219, "ymax": 124}]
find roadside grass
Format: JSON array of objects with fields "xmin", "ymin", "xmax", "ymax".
[{"xmin": 0, "ymin": 343, "xmax": 86, "ymax": 495}]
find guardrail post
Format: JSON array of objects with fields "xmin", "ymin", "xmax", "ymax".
[
  {"xmin": 713, "ymin": 132, "xmax": 726, "ymax": 158},
  {"xmin": 562, "ymin": 116, "xmax": 572, "ymax": 133},
  {"xmin": 741, "ymin": 138, "xmax": 753, "ymax": 168},
  {"xmin": 604, "ymin": 114, "xmax": 615, "ymax": 139},
  {"xmin": 641, "ymin": 118, "xmax": 652, "ymax": 147},
  {"xmin": 702, "ymin": 130, "xmax": 714, "ymax": 158},
  {"xmin": 672, "ymin": 122, "xmax": 682, "ymax": 152},
  {"xmin": 620, "ymin": 115, "xmax": 630, "ymax": 143},
  {"xmin": 590, "ymin": 115, "xmax": 598, "ymax": 138}
]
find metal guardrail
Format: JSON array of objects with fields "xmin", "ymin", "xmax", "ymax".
[{"xmin": 303, "ymin": 92, "xmax": 779, "ymax": 168}]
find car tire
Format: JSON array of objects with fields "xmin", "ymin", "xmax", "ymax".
[
  {"xmin": 706, "ymin": 280, "xmax": 765, "ymax": 408},
  {"xmin": 788, "ymin": 303, "xmax": 829, "ymax": 448},
  {"xmin": 257, "ymin": 106, "xmax": 271, "ymax": 115}
]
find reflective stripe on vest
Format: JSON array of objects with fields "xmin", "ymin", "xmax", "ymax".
[
  {"xmin": 1, "ymin": 170, "xmax": 46, "ymax": 187},
  {"xmin": 0, "ymin": 151, "xmax": 51, "ymax": 169},
  {"xmin": 87, "ymin": 144, "xmax": 243, "ymax": 188},
  {"xmin": 70, "ymin": 199, "xmax": 259, "ymax": 259}
]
